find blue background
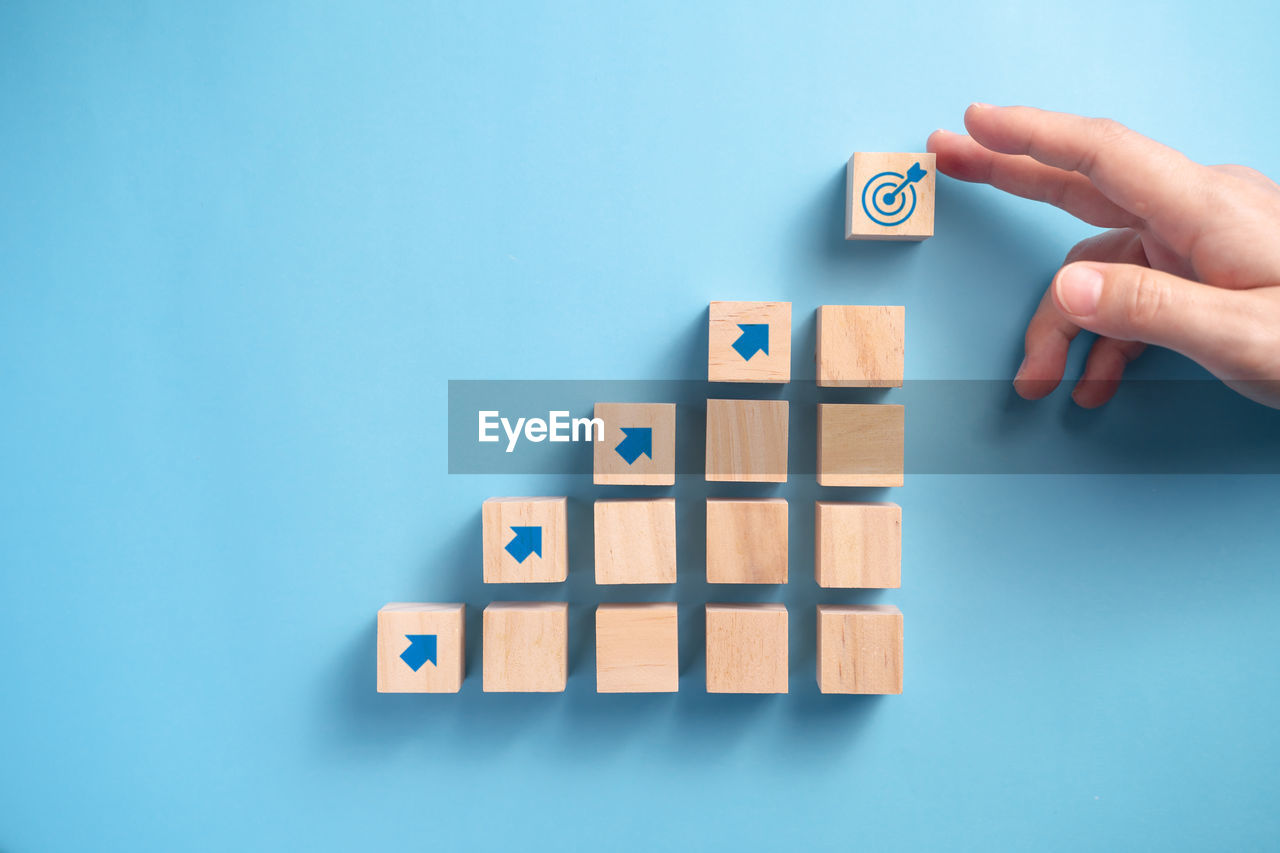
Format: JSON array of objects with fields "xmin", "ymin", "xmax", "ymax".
[{"xmin": 3, "ymin": 1, "xmax": 1280, "ymax": 850}]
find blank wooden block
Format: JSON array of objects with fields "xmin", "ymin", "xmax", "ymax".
[
  {"xmin": 705, "ymin": 398, "xmax": 788, "ymax": 483},
  {"xmin": 845, "ymin": 152, "xmax": 936, "ymax": 241},
  {"xmin": 815, "ymin": 501, "xmax": 901, "ymax": 588},
  {"xmin": 482, "ymin": 602, "xmax": 568, "ymax": 692},
  {"xmin": 705, "ymin": 603, "xmax": 788, "ymax": 693},
  {"xmin": 594, "ymin": 498, "xmax": 677, "ymax": 584},
  {"xmin": 482, "ymin": 497, "xmax": 568, "ymax": 583},
  {"xmin": 817, "ymin": 404, "xmax": 904, "ymax": 487},
  {"xmin": 817, "ymin": 305, "xmax": 905, "ymax": 388},
  {"xmin": 376, "ymin": 603, "xmax": 466, "ymax": 693},
  {"xmin": 593, "ymin": 402, "xmax": 676, "ymax": 486},
  {"xmin": 708, "ymin": 301, "xmax": 792, "ymax": 383},
  {"xmin": 596, "ymin": 603, "xmax": 679, "ymax": 693},
  {"xmin": 817, "ymin": 604, "xmax": 903, "ymax": 694},
  {"xmin": 705, "ymin": 498, "xmax": 788, "ymax": 584}
]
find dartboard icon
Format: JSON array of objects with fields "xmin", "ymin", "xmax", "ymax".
[{"xmin": 861, "ymin": 161, "xmax": 928, "ymax": 227}]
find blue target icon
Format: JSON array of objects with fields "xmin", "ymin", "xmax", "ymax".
[{"xmin": 861, "ymin": 161, "xmax": 929, "ymax": 227}]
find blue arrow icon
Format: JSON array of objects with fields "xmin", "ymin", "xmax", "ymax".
[
  {"xmin": 732, "ymin": 324, "xmax": 769, "ymax": 361},
  {"xmin": 883, "ymin": 161, "xmax": 928, "ymax": 206},
  {"xmin": 400, "ymin": 634, "xmax": 437, "ymax": 672},
  {"xmin": 615, "ymin": 427, "xmax": 653, "ymax": 464},
  {"xmin": 505, "ymin": 525, "xmax": 542, "ymax": 562}
]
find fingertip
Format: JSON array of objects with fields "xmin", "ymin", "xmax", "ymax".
[
  {"xmin": 1053, "ymin": 262, "xmax": 1105, "ymax": 319},
  {"xmin": 1014, "ymin": 375, "xmax": 1062, "ymax": 400},
  {"xmin": 1071, "ymin": 379, "xmax": 1118, "ymax": 409},
  {"xmin": 964, "ymin": 102, "xmax": 995, "ymax": 127},
  {"xmin": 1013, "ymin": 355, "xmax": 1064, "ymax": 399},
  {"xmin": 1073, "ymin": 338, "xmax": 1144, "ymax": 408},
  {"xmin": 928, "ymin": 130, "xmax": 988, "ymax": 180}
]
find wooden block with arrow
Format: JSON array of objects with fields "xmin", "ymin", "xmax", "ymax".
[
  {"xmin": 593, "ymin": 402, "xmax": 677, "ymax": 486},
  {"xmin": 482, "ymin": 497, "xmax": 568, "ymax": 583},
  {"xmin": 376, "ymin": 603, "xmax": 466, "ymax": 693},
  {"xmin": 708, "ymin": 300, "xmax": 792, "ymax": 383}
]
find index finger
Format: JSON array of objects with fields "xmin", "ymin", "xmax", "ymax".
[{"xmin": 963, "ymin": 104, "xmax": 1212, "ymax": 252}]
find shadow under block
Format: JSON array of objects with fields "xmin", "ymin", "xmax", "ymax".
[
  {"xmin": 817, "ymin": 404, "xmax": 904, "ymax": 487},
  {"xmin": 708, "ymin": 301, "xmax": 792, "ymax": 383},
  {"xmin": 845, "ymin": 152, "xmax": 936, "ymax": 241},
  {"xmin": 815, "ymin": 501, "xmax": 901, "ymax": 588},
  {"xmin": 817, "ymin": 604, "xmax": 903, "ymax": 694},
  {"xmin": 482, "ymin": 497, "xmax": 568, "ymax": 583},
  {"xmin": 483, "ymin": 602, "xmax": 569, "ymax": 693},
  {"xmin": 705, "ymin": 498, "xmax": 788, "ymax": 584},
  {"xmin": 595, "ymin": 603, "xmax": 679, "ymax": 693},
  {"xmin": 705, "ymin": 398, "xmax": 789, "ymax": 483},
  {"xmin": 705, "ymin": 603, "xmax": 788, "ymax": 693},
  {"xmin": 593, "ymin": 402, "xmax": 676, "ymax": 486},
  {"xmin": 594, "ymin": 498, "xmax": 677, "ymax": 584},
  {"xmin": 376, "ymin": 603, "xmax": 466, "ymax": 693},
  {"xmin": 816, "ymin": 305, "xmax": 905, "ymax": 388}
]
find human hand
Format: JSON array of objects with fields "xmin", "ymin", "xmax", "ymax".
[{"xmin": 927, "ymin": 104, "xmax": 1280, "ymax": 408}]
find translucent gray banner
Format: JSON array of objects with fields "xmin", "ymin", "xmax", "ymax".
[{"xmin": 447, "ymin": 380, "xmax": 1280, "ymax": 475}]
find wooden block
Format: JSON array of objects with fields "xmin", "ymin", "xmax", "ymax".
[
  {"xmin": 705, "ymin": 603, "xmax": 788, "ymax": 693},
  {"xmin": 593, "ymin": 402, "xmax": 676, "ymax": 486},
  {"xmin": 482, "ymin": 497, "xmax": 568, "ymax": 583},
  {"xmin": 708, "ymin": 301, "xmax": 792, "ymax": 383},
  {"xmin": 815, "ymin": 501, "xmax": 901, "ymax": 588},
  {"xmin": 594, "ymin": 498, "xmax": 677, "ymax": 584},
  {"xmin": 817, "ymin": 404, "xmax": 904, "ymax": 487},
  {"xmin": 816, "ymin": 305, "xmax": 905, "ymax": 388},
  {"xmin": 482, "ymin": 602, "xmax": 568, "ymax": 692},
  {"xmin": 376, "ymin": 603, "xmax": 466, "ymax": 693},
  {"xmin": 705, "ymin": 498, "xmax": 788, "ymax": 584},
  {"xmin": 845, "ymin": 152, "xmax": 936, "ymax": 241},
  {"xmin": 595, "ymin": 603, "xmax": 679, "ymax": 693},
  {"xmin": 705, "ymin": 398, "xmax": 788, "ymax": 483},
  {"xmin": 817, "ymin": 604, "xmax": 903, "ymax": 694}
]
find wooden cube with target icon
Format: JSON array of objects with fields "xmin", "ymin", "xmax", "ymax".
[{"xmin": 845, "ymin": 152, "xmax": 936, "ymax": 241}]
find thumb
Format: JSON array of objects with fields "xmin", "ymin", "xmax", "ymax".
[{"xmin": 1052, "ymin": 261, "xmax": 1255, "ymax": 373}]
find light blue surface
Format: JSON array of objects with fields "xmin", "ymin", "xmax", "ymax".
[{"xmin": 3, "ymin": 2, "xmax": 1280, "ymax": 850}]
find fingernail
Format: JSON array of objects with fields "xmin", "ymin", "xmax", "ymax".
[
  {"xmin": 1056, "ymin": 265, "xmax": 1104, "ymax": 316},
  {"xmin": 969, "ymin": 102, "xmax": 993, "ymax": 110},
  {"xmin": 1014, "ymin": 357, "xmax": 1026, "ymax": 382}
]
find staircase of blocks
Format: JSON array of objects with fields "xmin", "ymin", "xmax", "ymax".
[{"xmin": 376, "ymin": 151, "xmax": 933, "ymax": 696}]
